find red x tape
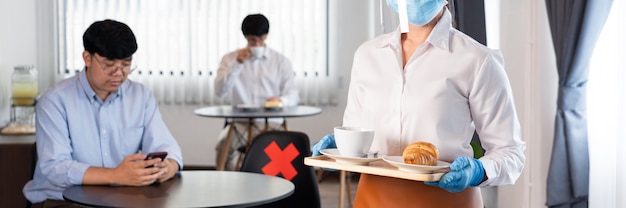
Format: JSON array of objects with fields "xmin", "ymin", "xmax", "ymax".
[{"xmin": 261, "ymin": 141, "xmax": 299, "ymax": 180}]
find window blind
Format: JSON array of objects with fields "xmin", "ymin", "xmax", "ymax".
[{"xmin": 57, "ymin": 0, "xmax": 333, "ymax": 106}]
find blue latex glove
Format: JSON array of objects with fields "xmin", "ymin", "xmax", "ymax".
[
  {"xmin": 424, "ymin": 156, "xmax": 485, "ymax": 193},
  {"xmin": 311, "ymin": 134, "xmax": 336, "ymax": 156}
]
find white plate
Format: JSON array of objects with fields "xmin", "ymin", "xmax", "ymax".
[
  {"xmin": 264, "ymin": 106, "xmax": 283, "ymax": 112},
  {"xmin": 382, "ymin": 156, "xmax": 450, "ymax": 173},
  {"xmin": 235, "ymin": 104, "xmax": 261, "ymax": 112},
  {"xmin": 320, "ymin": 149, "xmax": 381, "ymax": 165}
]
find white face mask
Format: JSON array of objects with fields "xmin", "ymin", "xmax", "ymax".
[{"xmin": 250, "ymin": 46, "xmax": 265, "ymax": 58}]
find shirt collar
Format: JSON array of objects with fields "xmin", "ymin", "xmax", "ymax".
[
  {"xmin": 375, "ymin": 8, "xmax": 453, "ymax": 52},
  {"xmin": 78, "ymin": 69, "xmax": 121, "ymax": 103}
]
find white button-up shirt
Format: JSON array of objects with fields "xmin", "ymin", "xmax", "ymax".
[
  {"xmin": 343, "ymin": 9, "xmax": 525, "ymax": 186},
  {"xmin": 214, "ymin": 47, "xmax": 299, "ymax": 107},
  {"xmin": 23, "ymin": 70, "xmax": 183, "ymax": 203}
]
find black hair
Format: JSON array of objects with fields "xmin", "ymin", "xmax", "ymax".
[
  {"xmin": 241, "ymin": 14, "xmax": 270, "ymax": 36},
  {"xmin": 83, "ymin": 19, "xmax": 138, "ymax": 59}
]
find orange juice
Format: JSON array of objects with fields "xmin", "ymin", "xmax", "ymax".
[
  {"xmin": 11, "ymin": 65, "xmax": 38, "ymax": 106},
  {"xmin": 11, "ymin": 82, "xmax": 38, "ymax": 106}
]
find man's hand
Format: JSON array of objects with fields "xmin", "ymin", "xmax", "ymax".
[
  {"xmin": 112, "ymin": 153, "xmax": 163, "ymax": 186},
  {"xmin": 266, "ymin": 96, "xmax": 281, "ymax": 102},
  {"xmin": 111, "ymin": 154, "xmax": 178, "ymax": 185},
  {"xmin": 154, "ymin": 158, "xmax": 180, "ymax": 183},
  {"xmin": 83, "ymin": 153, "xmax": 165, "ymax": 186},
  {"xmin": 236, "ymin": 47, "xmax": 251, "ymax": 63}
]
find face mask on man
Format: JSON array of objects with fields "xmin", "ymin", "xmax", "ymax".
[{"xmin": 387, "ymin": 0, "xmax": 447, "ymax": 26}]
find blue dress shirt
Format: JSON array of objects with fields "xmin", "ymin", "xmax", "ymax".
[{"xmin": 23, "ymin": 70, "xmax": 183, "ymax": 203}]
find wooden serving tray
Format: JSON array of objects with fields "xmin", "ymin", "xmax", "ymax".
[{"xmin": 304, "ymin": 155, "xmax": 445, "ymax": 182}]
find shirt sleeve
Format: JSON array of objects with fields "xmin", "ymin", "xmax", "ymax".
[
  {"xmin": 35, "ymin": 95, "xmax": 90, "ymax": 187},
  {"xmin": 214, "ymin": 51, "xmax": 243, "ymax": 98},
  {"xmin": 469, "ymin": 50, "xmax": 526, "ymax": 187},
  {"xmin": 140, "ymin": 90, "xmax": 184, "ymax": 169}
]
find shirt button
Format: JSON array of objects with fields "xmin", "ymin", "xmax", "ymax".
[
  {"xmin": 102, "ymin": 129, "xmax": 107, "ymax": 134},
  {"xmin": 104, "ymin": 153, "xmax": 108, "ymax": 157}
]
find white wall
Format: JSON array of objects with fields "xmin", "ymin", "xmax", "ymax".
[
  {"xmin": 498, "ymin": 1, "xmax": 558, "ymax": 207},
  {"xmin": 0, "ymin": 0, "xmax": 559, "ymax": 207},
  {"xmin": 0, "ymin": 0, "xmax": 37, "ymax": 125}
]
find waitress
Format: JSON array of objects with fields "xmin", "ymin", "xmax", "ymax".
[{"xmin": 313, "ymin": 0, "xmax": 526, "ymax": 207}]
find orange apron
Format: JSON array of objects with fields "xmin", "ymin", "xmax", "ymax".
[{"xmin": 354, "ymin": 174, "xmax": 483, "ymax": 208}]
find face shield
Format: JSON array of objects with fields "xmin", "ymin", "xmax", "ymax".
[{"xmin": 386, "ymin": 0, "xmax": 448, "ymax": 32}]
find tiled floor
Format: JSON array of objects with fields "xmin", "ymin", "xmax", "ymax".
[{"xmin": 317, "ymin": 171, "xmax": 359, "ymax": 208}]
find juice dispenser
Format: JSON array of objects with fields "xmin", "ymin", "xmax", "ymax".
[
  {"xmin": 11, "ymin": 65, "xmax": 38, "ymax": 106},
  {"xmin": 1, "ymin": 65, "xmax": 38, "ymax": 134}
]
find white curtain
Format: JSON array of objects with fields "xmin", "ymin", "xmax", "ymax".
[
  {"xmin": 588, "ymin": 1, "xmax": 626, "ymax": 207},
  {"xmin": 57, "ymin": 0, "xmax": 334, "ymax": 106}
]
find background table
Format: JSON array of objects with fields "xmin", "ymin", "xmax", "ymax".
[
  {"xmin": 63, "ymin": 171, "xmax": 294, "ymax": 208},
  {"xmin": 194, "ymin": 105, "xmax": 322, "ymax": 119},
  {"xmin": 194, "ymin": 105, "xmax": 322, "ymax": 170}
]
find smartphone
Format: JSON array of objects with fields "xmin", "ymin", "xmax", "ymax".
[{"xmin": 145, "ymin": 151, "xmax": 168, "ymax": 168}]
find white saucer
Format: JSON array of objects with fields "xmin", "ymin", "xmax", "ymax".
[
  {"xmin": 320, "ymin": 149, "xmax": 381, "ymax": 165},
  {"xmin": 264, "ymin": 106, "xmax": 283, "ymax": 112},
  {"xmin": 382, "ymin": 156, "xmax": 450, "ymax": 173},
  {"xmin": 235, "ymin": 104, "xmax": 261, "ymax": 112}
]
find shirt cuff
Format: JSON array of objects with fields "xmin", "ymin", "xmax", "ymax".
[
  {"xmin": 68, "ymin": 161, "xmax": 90, "ymax": 185},
  {"xmin": 477, "ymin": 158, "xmax": 496, "ymax": 187}
]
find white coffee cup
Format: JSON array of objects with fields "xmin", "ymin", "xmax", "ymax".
[
  {"xmin": 334, "ymin": 126, "xmax": 375, "ymax": 157},
  {"xmin": 250, "ymin": 46, "xmax": 265, "ymax": 58}
]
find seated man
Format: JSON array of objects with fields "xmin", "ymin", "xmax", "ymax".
[
  {"xmin": 214, "ymin": 14, "xmax": 299, "ymax": 170},
  {"xmin": 23, "ymin": 19, "xmax": 183, "ymax": 207}
]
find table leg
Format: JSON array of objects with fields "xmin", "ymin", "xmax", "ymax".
[
  {"xmin": 217, "ymin": 123, "xmax": 235, "ymax": 171},
  {"xmin": 282, "ymin": 118, "xmax": 288, "ymax": 131},
  {"xmin": 340, "ymin": 170, "xmax": 346, "ymax": 208},
  {"xmin": 346, "ymin": 173, "xmax": 352, "ymax": 208},
  {"xmin": 235, "ymin": 118, "xmax": 256, "ymax": 169},
  {"xmin": 316, "ymin": 168, "xmax": 325, "ymax": 182},
  {"xmin": 247, "ymin": 118, "xmax": 254, "ymax": 147}
]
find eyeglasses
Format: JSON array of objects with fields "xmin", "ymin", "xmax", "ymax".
[{"xmin": 92, "ymin": 54, "xmax": 137, "ymax": 75}]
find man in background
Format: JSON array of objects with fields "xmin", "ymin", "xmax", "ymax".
[{"xmin": 214, "ymin": 14, "xmax": 298, "ymax": 170}]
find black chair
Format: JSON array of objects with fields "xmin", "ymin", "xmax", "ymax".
[{"xmin": 240, "ymin": 131, "xmax": 321, "ymax": 208}]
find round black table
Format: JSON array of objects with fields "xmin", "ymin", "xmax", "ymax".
[
  {"xmin": 194, "ymin": 105, "xmax": 322, "ymax": 170},
  {"xmin": 63, "ymin": 171, "xmax": 294, "ymax": 208},
  {"xmin": 193, "ymin": 105, "xmax": 322, "ymax": 119}
]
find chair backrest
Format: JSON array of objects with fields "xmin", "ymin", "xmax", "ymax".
[{"xmin": 240, "ymin": 131, "xmax": 321, "ymax": 208}]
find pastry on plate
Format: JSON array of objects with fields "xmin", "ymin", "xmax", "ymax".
[
  {"xmin": 402, "ymin": 141, "xmax": 439, "ymax": 166},
  {"xmin": 264, "ymin": 100, "xmax": 283, "ymax": 108}
]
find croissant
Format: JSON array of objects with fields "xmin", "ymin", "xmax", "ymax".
[
  {"xmin": 402, "ymin": 141, "xmax": 439, "ymax": 166},
  {"xmin": 264, "ymin": 100, "xmax": 283, "ymax": 108}
]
